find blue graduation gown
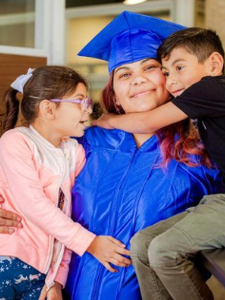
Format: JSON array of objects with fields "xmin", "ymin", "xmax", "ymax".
[{"xmin": 65, "ymin": 127, "xmax": 221, "ymax": 300}]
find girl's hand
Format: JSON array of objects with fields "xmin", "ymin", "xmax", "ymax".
[
  {"xmin": 86, "ymin": 236, "xmax": 131, "ymax": 272},
  {"xmin": 39, "ymin": 283, "xmax": 63, "ymax": 300},
  {"xmin": 91, "ymin": 113, "xmax": 116, "ymax": 129},
  {"xmin": 0, "ymin": 196, "xmax": 23, "ymax": 234},
  {"xmin": 39, "ymin": 284, "xmax": 47, "ymax": 300}
]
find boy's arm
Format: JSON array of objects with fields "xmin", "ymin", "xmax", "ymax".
[{"xmin": 92, "ymin": 102, "xmax": 188, "ymax": 133}]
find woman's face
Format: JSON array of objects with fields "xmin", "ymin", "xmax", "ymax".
[{"xmin": 113, "ymin": 58, "xmax": 170, "ymax": 114}]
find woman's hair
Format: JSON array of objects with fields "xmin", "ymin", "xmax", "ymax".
[
  {"xmin": 101, "ymin": 73, "xmax": 124, "ymax": 115},
  {"xmin": 101, "ymin": 73, "xmax": 212, "ymax": 168},
  {"xmin": 4, "ymin": 66, "xmax": 87, "ymax": 131}
]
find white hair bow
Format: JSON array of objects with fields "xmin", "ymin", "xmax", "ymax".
[{"xmin": 11, "ymin": 68, "xmax": 34, "ymax": 93}]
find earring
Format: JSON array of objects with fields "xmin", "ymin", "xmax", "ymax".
[{"xmin": 113, "ymin": 97, "xmax": 123, "ymax": 114}]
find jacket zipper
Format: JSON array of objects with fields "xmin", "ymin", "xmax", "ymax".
[
  {"xmin": 46, "ymin": 245, "xmax": 65, "ymax": 291},
  {"xmin": 45, "ymin": 151, "xmax": 66, "ymax": 284}
]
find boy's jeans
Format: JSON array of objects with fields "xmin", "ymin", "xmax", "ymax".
[{"xmin": 130, "ymin": 194, "xmax": 225, "ymax": 300}]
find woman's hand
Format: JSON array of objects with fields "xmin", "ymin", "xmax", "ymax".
[
  {"xmin": 0, "ymin": 196, "xmax": 22, "ymax": 234},
  {"xmin": 39, "ymin": 282, "xmax": 63, "ymax": 300},
  {"xmin": 86, "ymin": 236, "xmax": 131, "ymax": 272},
  {"xmin": 91, "ymin": 113, "xmax": 116, "ymax": 129}
]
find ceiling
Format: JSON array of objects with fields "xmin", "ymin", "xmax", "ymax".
[
  {"xmin": 66, "ymin": 0, "xmax": 123, "ymax": 8},
  {"xmin": 0, "ymin": 0, "xmax": 125, "ymax": 14}
]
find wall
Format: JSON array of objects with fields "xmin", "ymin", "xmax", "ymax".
[
  {"xmin": 0, "ymin": 54, "xmax": 47, "ymax": 136},
  {"xmin": 66, "ymin": 16, "xmax": 113, "ymax": 66},
  {"xmin": 205, "ymin": 0, "xmax": 225, "ymax": 47}
]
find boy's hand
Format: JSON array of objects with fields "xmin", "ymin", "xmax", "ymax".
[
  {"xmin": 91, "ymin": 113, "xmax": 116, "ymax": 129},
  {"xmin": 86, "ymin": 236, "xmax": 131, "ymax": 272},
  {"xmin": 39, "ymin": 283, "xmax": 63, "ymax": 300},
  {"xmin": 0, "ymin": 196, "xmax": 23, "ymax": 234}
]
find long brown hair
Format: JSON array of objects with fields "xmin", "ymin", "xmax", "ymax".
[
  {"xmin": 101, "ymin": 73, "xmax": 212, "ymax": 168},
  {"xmin": 4, "ymin": 66, "xmax": 87, "ymax": 131}
]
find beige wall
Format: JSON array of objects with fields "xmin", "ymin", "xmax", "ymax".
[
  {"xmin": 66, "ymin": 16, "xmax": 113, "ymax": 66},
  {"xmin": 205, "ymin": 0, "xmax": 225, "ymax": 48}
]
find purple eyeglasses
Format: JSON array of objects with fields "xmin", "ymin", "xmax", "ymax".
[{"xmin": 49, "ymin": 97, "xmax": 93, "ymax": 112}]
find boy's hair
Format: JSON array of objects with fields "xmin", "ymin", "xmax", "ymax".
[
  {"xmin": 4, "ymin": 66, "xmax": 87, "ymax": 131},
  {"xmin": 158, "ymin": 27, "xmax": 225, "ymax": 72}
]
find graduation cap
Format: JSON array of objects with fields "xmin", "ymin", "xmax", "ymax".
[{"xmin": 78, "ymin": 11, "xmax": 185, "ymax": 73}]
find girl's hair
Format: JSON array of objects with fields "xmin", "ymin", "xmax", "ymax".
[
  {"xmin": 101, "ymin": 73, "xmax": 212, "ymax": 168},
  {"xmin": 4, "ymin": 66, "xmax": 87, "ymax": 131}
]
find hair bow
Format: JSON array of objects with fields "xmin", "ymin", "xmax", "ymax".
[{"xmin": 11, "ymin": 68, "xmax": 34, "ymax": 93}]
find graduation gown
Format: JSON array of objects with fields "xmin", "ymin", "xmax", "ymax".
[{"xmin": 65, "ymin": 127, "xmax": 221, "ymax": 300}]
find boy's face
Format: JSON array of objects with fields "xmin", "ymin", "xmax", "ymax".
[{"xmin": 161, "ymin": 47, "xmax": 211, "ymax": 97}]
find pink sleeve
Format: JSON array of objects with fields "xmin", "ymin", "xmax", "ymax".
[
  {"xmin": 0, "ymin": 131, "xmax": 96, "ymax": 256},
  {"xmin": 52, "ymin": 248, "xmax": 72, "ymax": 288}
]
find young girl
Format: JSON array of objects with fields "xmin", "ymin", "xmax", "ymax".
[{"xmin": 0, "ymin": 66, "xmax": 131, "ymax": 300}]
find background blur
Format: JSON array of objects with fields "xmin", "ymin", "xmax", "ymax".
[
  {"xmin": 0, "ymin": 1, "xmax": 225, "ymax": 298},
  {"xmin": 0, "ymin": 0, "xmax": 224, "ymax": 110}
]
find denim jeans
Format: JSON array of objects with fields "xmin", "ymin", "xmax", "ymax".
[{"xmin": 130, "ymin": 194, "xmax": 225, "ymax": 300}]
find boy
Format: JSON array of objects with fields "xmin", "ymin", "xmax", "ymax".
[{"xmin": 93, "ymin": 28, "xmax": 225, "ymax": 300}]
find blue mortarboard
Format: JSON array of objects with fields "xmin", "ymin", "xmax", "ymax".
[{"xmin": 78, "ymin": 11, "xmax": 185, "ymax": 73}]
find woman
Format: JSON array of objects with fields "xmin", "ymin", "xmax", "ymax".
[
  {"xmin": 0, "ymin": 11, "xmax": 222, "ymax": 300},
  {"xmin": 64, "ymin": 11, "xmax": 222, "ymax": 300}
]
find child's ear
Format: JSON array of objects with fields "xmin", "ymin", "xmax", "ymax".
[
  {"xmin": 39, "ymin": 100, "xmax": 56, "ymax": 120},
  {"xmin": 208, "ymin": 52, "xmax": 224, "ymax": 75}
]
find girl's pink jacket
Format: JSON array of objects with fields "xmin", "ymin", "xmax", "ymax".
[{"xmin": 0, "ymin": 126, "xmax": 96, "ymax": 289}]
